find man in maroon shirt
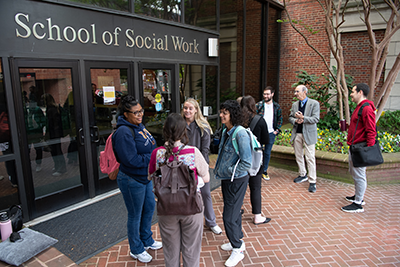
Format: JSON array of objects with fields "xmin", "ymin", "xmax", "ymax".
[{"xmin": 342, "ymin": 83, "xmax": 377, "ymax": 213}]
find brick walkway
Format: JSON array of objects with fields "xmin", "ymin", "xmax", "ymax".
[
  {"xmin": 1, "ymin": 166, "xmax": 399, "ymax": 267},
  {"xmin": 79, "ymin": 166, "xmax": 400, "ymax": 267}
]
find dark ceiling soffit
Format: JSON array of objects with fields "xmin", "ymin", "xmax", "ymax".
[{"xmin": 256, "ymin": 0, "xmax": 284, "ymax": 10}]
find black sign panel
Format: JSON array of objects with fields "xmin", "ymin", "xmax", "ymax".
[{"xmin": 0, "ymin": 0, "xmax": 218, "ymax": 63}]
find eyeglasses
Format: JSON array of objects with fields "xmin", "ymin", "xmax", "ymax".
[
  {"xmin": 294, "ymin": 90, "xmax": 302, "ymax": 94},
  {"xmin": 127, "ymin": 109, "xmax": 144, "ymax": 116}
]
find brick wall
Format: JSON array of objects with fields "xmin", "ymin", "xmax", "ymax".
[
  {"xmin": 279, "ymin": 0, "xmax": 330, "ymax": 122},
  {"xmin": 266, "ymin": 7, "xmax": 281, "ymax": 101},
  {"xmin": 236, "ymin": 0, "xmax": 263, "ymax": 98},
  {"xmin": 341, "ymin": 30, "xmax": 385, "ymax": 100}
]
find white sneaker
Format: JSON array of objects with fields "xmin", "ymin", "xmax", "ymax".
[
  {"xmin": 36, "ymin": 165, "xmax": 42, "ymax": 172},
  {"xmin": 225, "ymin": 248, "xmax": 245, "ymax": 267},
  {"xmin": 221, "ymin": 241, "xmax": 245, "ymax": 251},
  {"xmin": 221, "ymin": 242, "xmax": 233, "ymax": 251},
  {"xmin": 145, "ymin": 240, "xmax": 162, "ymax": 250},
  {"xmin": 211, "ymin": 225, "xmax": 222, "ymax": 235},
  {"xmin": 130, "ymin": 251, "xmax": 152, "ymax": 263}
]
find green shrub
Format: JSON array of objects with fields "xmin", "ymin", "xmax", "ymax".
[
  {"xmin": 275, "ymin": 128, "xmax": 400, "ymax": 154},
  {"xmin": 378, "ymin": 110, "xmax": 400, "ymax": 135}
]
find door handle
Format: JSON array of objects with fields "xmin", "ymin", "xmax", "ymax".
[
  {"xmin": 91, "ymin": 126, "xmax": 100, "ymax": 143},
  {"xmin": 78, "ymin": 128, "xmax": 84, "ymax": 145}
]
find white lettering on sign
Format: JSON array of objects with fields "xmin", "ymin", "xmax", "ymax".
[{"xmin": 14, "ymin": 12, "xmax": 203, "ymax": 54}]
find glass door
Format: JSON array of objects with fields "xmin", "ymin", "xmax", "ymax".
[
  {"xmin": 87, "ymin": 62, "xmax": 129, "ymax": 193},
  {"xmin": 139, "ymin": 63, "xmax": 176, "ymax": 146},
  {"xmin": 12, "ymin": 59, "xmax": 85, "ymax": 217}
]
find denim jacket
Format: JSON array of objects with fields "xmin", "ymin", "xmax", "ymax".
[{"xmin": 213, "ymin": 125, "xmax": 252, "ymax": 180}]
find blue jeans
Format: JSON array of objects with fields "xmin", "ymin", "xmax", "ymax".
[
  {"xmin": 117, "ymin": 171, "xmax": 155, "ymax": 254},
  {"xmin": 263, "ymin": 132, "xmax": 276, "ymax": 174}
]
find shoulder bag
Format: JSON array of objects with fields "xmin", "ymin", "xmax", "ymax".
[{"xmin": 349, "ymin": 103, "xmax": 384, "ymax": 167}]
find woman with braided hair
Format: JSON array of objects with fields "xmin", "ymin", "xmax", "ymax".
[{"xmin": 149, "ymin": 113, "xmax": 209, "ymax": 267}]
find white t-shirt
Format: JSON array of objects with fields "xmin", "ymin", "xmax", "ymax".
[{"xmin": 263, "ymin": 102, "xmax": 274, "ymax": 133}]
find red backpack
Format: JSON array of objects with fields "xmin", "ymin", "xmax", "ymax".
[{"xmin": 99, "ymin": 126, "xmax": 134, "ymax": 180}]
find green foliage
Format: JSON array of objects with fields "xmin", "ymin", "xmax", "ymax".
[
  {"xmin": 378, "ymin": 110, "xmax": 400, "ymax": 135},
  {"xmin": 276, "ymin": 128, "xmax": 400, "ymax": 154},
  {"xmin": 292, "ymin": 68, "xmax": 355, "ymax": 130}
]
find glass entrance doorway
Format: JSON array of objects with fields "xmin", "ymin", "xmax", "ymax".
[
  {"xmin": 89, "ymin": 65, "xmax": 128, "ymax": 189},
  {"xmin": 140, "ymin": 64, "xmax": 176, "ymax": 146},
  {"xmin": 13, "ymin": 60, "xmax": 87, "ymax": 217},
  {"xmin": 20, "ymin": 68, "xmax": 77, "ymax": 198}
]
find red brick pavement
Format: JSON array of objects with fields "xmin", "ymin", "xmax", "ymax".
[{"xmin": 79, "ymin": 166, "xmax": 400, "ymax": 267}]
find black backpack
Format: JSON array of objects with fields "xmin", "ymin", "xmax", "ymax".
[{"xmin": 152, "ymin": 146, "xmax": 203, "ymax": 216}]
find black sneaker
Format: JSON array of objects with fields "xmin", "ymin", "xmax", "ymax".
[
  {"xmin": 294, "ymin": 175, "xmax": 308, "ymax": 183},
  {"xmin": 341, "ymin": 202, "xmax": 364, "ymax": 213},
  {"xmin": 308, "ymin": 183, "xmax": 316, "ymax": 193},
  {"xmin": 345, "ymin": 195, "xmax": 366, "ymax": 205}
]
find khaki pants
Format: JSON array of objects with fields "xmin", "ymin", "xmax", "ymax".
[
  {"xmin": 293, "ymin": 133, "xmax": 317, "ymax": 183},
  {"xmin": 158, "ymin": 212, "xmax": 204, "ymax": 267}
]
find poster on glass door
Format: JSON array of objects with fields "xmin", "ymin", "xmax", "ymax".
[{"xmin": 103, "ymin": 86, "xmax": 116, "ymax": 105}]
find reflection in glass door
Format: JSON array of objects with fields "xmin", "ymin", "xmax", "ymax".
[
  {"xmin": 90, "ymin": 68, "xmax": 128, "ymax": 181},
  {"xmin": 142, "ymin": 69, "xmax": 172, "ymax": 146},
  {"xmin": 0, "ymin": 60, "xmax": 20, "ymax": 210},
  {"xmin": 19, "ymin": 68, "xmax": 79, "ymax": 198}
]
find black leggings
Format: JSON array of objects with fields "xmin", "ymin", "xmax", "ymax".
[{"xmin": 249, "ymin": 173, "xmax": 262, "ymax": 214}]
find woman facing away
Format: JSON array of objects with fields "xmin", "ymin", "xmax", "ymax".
[
  {"xmin": 112, "ymin": 95, "xmax": 162, "ymax": 263},
  {"xmin": 181, "ymin": 98, "xmax": 222, "ymax": 235},
  {"xmin": 148, "ymin": 113, "xmax": 210, "ymax": 267},
  {"xmin": 240, "ymin": 95, "xmax": 271, "ymax": 225},
  {"xmin": 213, "ymin": 100, "xmax": 252, "ymax": 267}
]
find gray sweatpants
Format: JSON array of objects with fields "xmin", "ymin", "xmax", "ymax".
[
  {"xmin": 348, "ymin": 151, "xmax": 367, "ymax": 204},
  {"xmin": 158, "ymin": 212, "xmax": 204, "ymax": 267}
]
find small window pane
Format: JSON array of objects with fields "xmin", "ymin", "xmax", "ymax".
[
  {"xmin": 185, "ymin": 0, "xmax": 216, "ymax": 30},
  {"xmin": 66, "ymin": 0, "xmax": 130, "ymax": 12},
  {"xmin": 135, "ymin": 0, "xmax": 182, "ymax": 22}
]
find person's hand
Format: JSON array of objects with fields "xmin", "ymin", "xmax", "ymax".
[
  {"xmin": 295, "ymin": 111, "xmax": 304, "ymax": 119},
  {"xmin": 296, "ymin": 118, "xmax": 304, "ymax": 124}
]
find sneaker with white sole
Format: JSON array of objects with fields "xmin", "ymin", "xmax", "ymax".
[
  {"xmin": 225, "ymin": 247, "xmax": 245, "ymax": 267},
  {"xmin": 294, "ymin": 175, "xmax": 308, "ymax": 183},
  {"xmin": 221, "ymin": 241, "xmax": 245, "ymax": 251},
  {"xmin": 210, "ymin": 225, "xmax": 222, "ymax": 235},
  {"xmin": 145, "ymin": 240, "xmax": 163, "ymax": 250},
  {"xmin": 262, "ymin": 172, "xmax": 270, "ymax": 181},
  {"xmin": 130, "ymin": 250, "xmax": 152, "ymax": 263},
  {"xmin": 345, "ymin": 195, "xmax": 366, "ymax": 205},
  {"xmin": 341, "ymin": 202, "xmax": 364, "ymax": 213}
]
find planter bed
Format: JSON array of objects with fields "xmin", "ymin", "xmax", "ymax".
[{"xmin": 270, "ymin": 145, "xmax": 400, "ymax": 184}]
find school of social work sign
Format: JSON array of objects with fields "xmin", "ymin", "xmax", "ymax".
[{"xmin": 14, "ymin": 13, "xmax": 200, "ymax": 54}]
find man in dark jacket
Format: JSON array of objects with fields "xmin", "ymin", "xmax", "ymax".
[
  {"xmin": 256, "ymin": 86, "xmax": 282, "ymax": 181},
  {"xmin": 342, "ymin": 83, "xmax": 376, "ymax": 213}
]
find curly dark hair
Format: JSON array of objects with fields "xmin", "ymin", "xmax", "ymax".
[
  {"xmin": 163, "ymin": 113, "xmax": 189, "ymax": 160},
  {"xmin": 220, "ymin": 100, "xmax": 244, "ymax": 127},
  {"xmin": 240, "ymin": 95, "xmax": 256, "ymax": 128},
  {"xmin": 117, "ymin": 95, "xmax": 139, "ymax": 118}
]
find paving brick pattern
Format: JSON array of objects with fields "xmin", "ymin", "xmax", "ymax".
[
  {"xmin": 1, "ymin": 166, "xmax": 399, "ymax": 267},
  {"xmin": 79, "ymin": 167, "xmax": 400, "ymax": 267}
]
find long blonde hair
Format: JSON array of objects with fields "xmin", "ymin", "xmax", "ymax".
[{"xmin": 181, "ymin": 98, "xmax": 213, "ymax": 136}]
